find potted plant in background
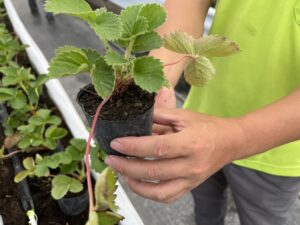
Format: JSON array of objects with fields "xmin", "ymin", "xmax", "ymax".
[{"xmin": 45, "ymin": 0, "xmax": 239, "ymax": 224}]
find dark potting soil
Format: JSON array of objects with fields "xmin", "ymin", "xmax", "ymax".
[
  {"xmin": 79, "ymin": 84, "xmax": 155, "ymax": 120},
  {"xmin": 0, "ymin": 159, "xmax": 89, "ymax": 225},
  {"xmin": 0, "ymin": 159, "xmax": 27, "ymax": 225}
]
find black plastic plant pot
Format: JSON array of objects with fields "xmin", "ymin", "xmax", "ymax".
[
  {"xmin": 77, "ymin": 84, "xmax": 155, "ymax": 156},
  {"xmin": 57, "ymin": 190, "xmax": 89, "ymax": 216}
]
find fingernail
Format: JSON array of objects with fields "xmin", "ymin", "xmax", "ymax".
[{"xmin": 110, "ymin": 139, "xmax": 123, "ymax": 151}]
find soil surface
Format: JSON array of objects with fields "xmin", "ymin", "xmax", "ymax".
[
  {"xmin": 0, "ymin": 159, "xmax": 27, "ymax": 225},
  {"xmin": 79, "ymin": 84, "xmax": 155, "ymax": 120}
]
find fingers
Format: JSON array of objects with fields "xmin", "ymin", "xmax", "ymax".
[
  {"xmin": 153, "ymin": 108, "xmax": 180, "ymax": 126},
  {"xmin": 152, "ymin": 124, "xmax": 174, "ymax": 135},
  {"xmin": 110, "ymin": 132, "xmax": 186, "ymax": 158},
  {"xmin": 123, "ymin": 176, "xmax": 189, "ymax": 203},
  {"xmin": 105, "ymin": 156, "xmax": 188, "ymax": 181}
]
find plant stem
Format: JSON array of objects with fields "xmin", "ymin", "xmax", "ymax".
[
  {"xmin": 125, "ymin": 39, "xmax": 135, "ymax": 60},
  {"xmin": 0, "ymin": 149, "xmax": 22, "ymax": 160},
  {"xmin": 20, "ymin": 81, "xmax": 29, "ymax": 96},
  {"xmin": 163, "ymin": 55, "xmax": 194, "ymax": 67},
  {"xmin": 85, "ymin": 97, "xmax": 110, "ymax": 211}
]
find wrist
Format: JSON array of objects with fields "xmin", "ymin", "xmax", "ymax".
[{"xmin": 222, "ymin": 117, "xmax": 253, "ymax": 163}]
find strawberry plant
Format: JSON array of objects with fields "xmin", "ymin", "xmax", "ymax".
[
  {"xmin": 0, "ymin": 64, "xmax": 70, "ymax": 155},
  {"xmin": 0, "ymin": 25, "xmax": 26, "ymax": 66},
  {"xmin": 44, "ymin": 0, "xmax": 239, "ymax": 224}
]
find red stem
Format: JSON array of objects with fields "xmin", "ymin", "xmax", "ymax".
[
  {"xmin": 85, "ymin": 97, "xmax": 110, "ymax": 211},
  {"xmin": 163, "ymin": 55, "xmax": 193, "ymax": 67}
]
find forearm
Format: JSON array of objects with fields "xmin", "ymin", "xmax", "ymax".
[
  {"xmin": 237, "ymin": 87, "xmax": 300, "ymax": 159},
  {"xmin": 150, "ymin": 0, "xmax": 212, "ymax": 86}
]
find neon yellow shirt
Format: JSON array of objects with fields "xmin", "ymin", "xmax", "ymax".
[{"xmin": 184, "ymin": 0, "xmax": 300, "ymax": 176}]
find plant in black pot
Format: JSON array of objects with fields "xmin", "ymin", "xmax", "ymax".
[
  {"xmin": 45, "ymin": 0, "xmax": 239, "ymax": 156},
  {"xmin": 45, "ymin": 0, "xmax": 239, "ymax": 223}
]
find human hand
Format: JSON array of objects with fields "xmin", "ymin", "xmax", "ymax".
[
  {"xmin": 154, "ymin": 86, "xmax": 176, "ymax": 109},
  {"xmin": 105, "ymin": 108, "xmax": 248, "ymax": 203}
]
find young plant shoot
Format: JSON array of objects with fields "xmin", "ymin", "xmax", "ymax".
[{"xmin": 45, "ymin": 0, "xmax": 239, "ymax": 224}]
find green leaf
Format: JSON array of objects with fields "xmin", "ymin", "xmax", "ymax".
[
  {"xmin": 120, "ymin": 5, "xmax": 148, "ymax": 39},
  {"xmin": 70, "ymin": 138, "xmax": 86, "ymax": 151},
  {"xmin": 18, "ymin": 124, "xmax": 35, "ymax": 134},
  {"xmin": 69, "ymin": 177, "xmax": 83, "ymax": 193},
  {"xmin": 18, "ymin": 137, "xmax": 31, "ymax": 149},
  {"xmin": 10, "ymin": 91, "xmax": 27, "ymax": 110},
  {"xmin": 132, "ymin": 31, "xmax": 163, "ymax": 53},
  {"xmin": 0, "ymin": 67, "xmax": 34, "ymax": 86},
  {"xmin": 32, "ymin": 138, "xmax": 43, "ymax": 147},
  {"xmin": 86, "ymin": 211, "xmax": 99, "ymax": 225},
  {"xmin": 34, "ymin": 75, "xmax": 49, "ymax": 87},
  {"xmin": 23, "ymin": 157, "xmax": 35, "ymax": 170},
  {"xmin": 95, "ymin": 167, "xmax": 118, "ymax": 212},
  {"xmin": 45, "ymin": 1, "xmax": 122, "ymax": 41},
  {"xmin": 104, "ymin": 50, "xmax": 128, "ymax": 66},
  {"xmin": 45, "ymin": 126, "xmax": 68, "ymax": 140},
  {"xmin": 0, "ymin": 88, "xmax": 16, "ymax": 101},
  {"xmin": 28, "ymin": 88, "xmax": 39, "ymax": 105},
  {"xmin": 184, "ymin": 56, "xmax": 215, "ymax": 86},
  {"xmin": 46, "ymin": 115, "xmax": 62, "ymax": 125},
  {"xmin": 97, "ymin": 212, "xmax": 123, "ymax": 225},
  {"xmin": 51, "ymin": 175, "xmax": 71, "ymax": 200},
  {"xmin": 35, "ymin": 154, "xmax": 43, "ymax": 163},
  {"xmin": 35, "ymin": 164, "xmax": 50, "ymax": 177},
  {"xmin": 90, "ymin": 146, "xmax": 106, "ymax": 174},
  {"xmin": 36, "ymin": 109, "xmax": 51, "ymax": 119},
  {"xmin": 163, "ymin": 31, "xmax": 195, "ymax": 55},
  {"xmin": 132, "ymin": 56, "xmax": 164, "ymax": 93},
  {"xmin": 14, "ymin": 170, "xmax": 33, "ymax": 183},
  {"xmin": 88, "ymin": 11, "xmax": 122, "ymax": 41},
  {"xmin": 43, "ymin": 138, "xmax": 57, "ymax": 150},
  {"xmin": 48, "ymin": 46, "xmax": 90, "ymax": 78},
  {"xmin": 0, "ymin": 66, "xmax": 19, "ymax": 85},
  {"xmin": 60, "ymin": 162, "xmax": 79, "ymax": 174},
  {"xmin": 28, "ymin": 115, "xmax": 44, "ymax": 126},
  {"xmin": 83, "ymin": 48, "xmax": 102, "ymax": 65},
  {"xmin": 91, "ymin": 57, "xmax": 115, "ymax": 99},
  {"xmin": 140, "ymin": 4, "xmax": 166, "ymax": 30},
  {"xmin": 45, "ymin": 0, "xmax": 92, "ymax": 15},
  {"xmin": 194, "ymin": 35, "xmax": 240, "ymax": 57}
]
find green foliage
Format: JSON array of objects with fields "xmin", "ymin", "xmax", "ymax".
[
  {"xmin": 85, "ymin": 167, "xmax": 123, "ymax": 225},
  {"xmin": 46, "ymin": 1, "xmax": 168, "ymax": 99},
  {"xmin": 132, "ymin": 56, "xmax": 165, "ymax": 93},
  {"xmin": 45, "ymin": 0, "xmax": 122, "ymax": 41},
  {"xmin": 48, "ymin": 46, "xmax": 91, "ymax": 78},
  {"xmin": 0, "ymin": 24, "xmax": 26, "ymax": 66},
  {"xmin": 95, "ymin": 167, "xmax": 118, "ymax": 212},
  {"xmin": 17, "ymin": 108, "xmax": 67, "ymax": 150},
  {"xmin": 90, "ymin": 145, "xmax": 106, "ymax": 174},
  {"xmin": 164, "ymin": 31, "xmax": 239, "ymax": 85},
  {"xmin": 51, "ymin": 174, "xmax": 83, "ymax": 200},
  {"xmin": 14, "ymin": 139, "xmax": 95, "ymax": 199}
]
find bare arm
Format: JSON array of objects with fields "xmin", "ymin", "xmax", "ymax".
[
  {"xmin": 150, "ymin": 0, "xmax": 212, "ymax": 86},
  {"xmin": 237, "ymin": 87, "xmax": 300, "ymax": 159}
]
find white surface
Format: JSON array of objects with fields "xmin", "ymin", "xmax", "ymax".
[
  {"xmin": 3, "ymin": 0, "xmax": 144, "ymax": 225},
  {"xmin": 0, "ymin": 215, "xmax": 3, "ymax": 225}
]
